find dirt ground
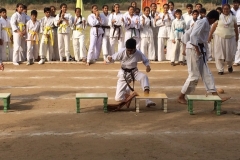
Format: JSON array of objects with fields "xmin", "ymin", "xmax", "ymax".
[{"xmin": 0, "ymin": 62, "xmax": 240, "ymax": 160}]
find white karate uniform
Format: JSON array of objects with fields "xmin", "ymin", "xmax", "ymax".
[
  {"xmin": 124, "ymin": 14, "xmax": 140, "ymax": 50},
  {"xmin": 0, "ymin": 17, "xmax": 13, "ymax": 61},
  {"xmin": 54, "ymin": 13, "xmax": 72, "ymax": 61},
  {"xmin": 72, "ymin": 16, "xmax": 86, "ymax": 61},
  {"xmin": 214, "ymin": 14, "xmax": 237, "ymax": 72},
  {"xmin": 154, "ymin": 13, "xmax": 174, "ymax": 61},
  {"xmin": 186, "ymin": 19, "xmax": 197, "ymax": 30},
  {"xmin": 168, "ymin": 9, "xmax": 176, "ymax": 17},
  {"xmin": 110, "ymin": 48, "xmax": 150, "ymax": 102},
  {"xmin": 231, "ymin": 7, "xmax": 240, "ymax": 16},
  {"xmin": 182, "ymin": 12, "xmax": 192, "ymax": 24},
  {"xmin": 181, "ymin": 18, "xmax": 216, "ymax": 94},
  {"xmin": 10, "ymin": 12, "xmax": 26, "ymax": 63},
  {"xmin": 26, "ymin": 20, "xmax": 40, "ymax": 61},
  {"xmin": 108, "ymin": 12, "xmax": 125, "ymax": 54},
  {"xmin": 150, "ymin": 11, "xmax": 159, "ymax": 60},
  {"xmin": 39, "ymin": 16, "xmax": 55, "ymax": 61},
  {"xmin": 87, "ymin": 13, "xmax": 104, "ymax": 62},
  {"xmin": 140, "ymin": 14, "xmax": 155, "ymax": 60},
  {"xmin": 100, "ymin": 13, "xmax": 112, "ymax": 60},
  {"xmin": 169, "ymin": 18, "xmax": 186, "ymax": 62}
]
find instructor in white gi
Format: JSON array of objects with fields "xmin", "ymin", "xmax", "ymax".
[{"xmin": 178, "ymin": 10, "xmax": 230, "ymax": 105}]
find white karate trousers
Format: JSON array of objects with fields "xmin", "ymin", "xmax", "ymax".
[
  {"xmin": 87, "ymin": 34, "xmax": 103, "ymax": 62},
  {"xmin": 115, "ymin": 70, "xmax": 150, "ymax": 102},
  {"xmin": 58, "ymin": 33, "xmax": 70, "ymax": 61},
  {"xmin": 12, "ymin": 32, "xmax": 25, "ymax": 63},
  {"xmin": 110, "ymin": 37, "xmax": 124, "ymax": 55},
  {"xmin": 181, "ymin": 48, "xmax": 216, "ymax": 94},
  {"xmin": 26, "ymin": 41, "xmax": 38, "ymax": 61},
  {"xmin": 72, "ymin": 35, "xmax": 86, "ymax": 61},
  {"xmin": 141, "ymin": 37, "xmax": 155, "ymax": 60},
  {"xmin": 102, "ymin": 34, "xmax": 112, "ymax": 61},
  {"xmin": 39, "ymin": 36, "xmax": 53, "ymax": 60},
  {"xmin": 1, "ymin": 42, "xmax": 13, "ymax": 61}
]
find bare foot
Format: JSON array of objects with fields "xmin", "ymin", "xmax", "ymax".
[
  {"xmin": 221, "ymin": 97, "xmax": 231, "ymax": 103},
  {"xmin": 86, "ymin": 62, "xmax": 90, "ymax": 66},
  {"xmin": 178, "ymin": 97, "xmax": 187, "ymax": 104}
]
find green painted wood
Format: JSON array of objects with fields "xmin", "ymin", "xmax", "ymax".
[{"xmin": 186, "ymin": 95, "xmax": 221, "ymax": 101}]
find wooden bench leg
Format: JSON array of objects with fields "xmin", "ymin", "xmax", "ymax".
[
  {"xmin": 103, "ymin": 98, "xmax": 108, "ymax": 113},
  {"xmin": 76, "ymin": 98, "xmax": 80, "ymax": 113},
  {"xmin": 187, "ymin": 100, "xmax": 190, "ymax": 112},
  {"xmin": 7, "ymin": 97, "xmax": 10, "ymax": 109},
  {"xmin": 136, "ymin": 99, "xmax": 140, "ymax": 113},
  {"xmin": 3, "ymin": 98, "xmax": 8, "ymax": 113},
  {"xmin": 216, "ymin": 101, "xmax": 221, "ymax": 116},
  {"xmin": 189, "ymin": 100, "xmax": 194, "ymax": 115},
  {"xmin": 163, "ymin": 99, "xmax": 167, "ymax": 113}
]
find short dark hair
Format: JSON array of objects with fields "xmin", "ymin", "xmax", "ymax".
[
  {"xmin": 23, "ymin": 5, "xmax": 27, "ymax": 10},
  {"xmin": 75, "ymin": 8, "xmax": 81, "ymax": 13},
  {"xmin": 150, "ymin": 3, "xmax": 157, "ymax": 7},
  {"xmin": 144, "ymin": 6, "xmax": 150, "ymax": 11},
  {"xmin": 31, "ymin": 10, "xmax": 38, "ymax": 16},
  {"xmin": 207, "ymin": 10, "xmax": 219, "ymax": 20},
  {"xmin": 168, "ymin": 1, "xmax": 174, "ymax": 6},
  {"xmin": 126, "ymin": 38, "xmax": 136, "ymax": 49},
  {"xmin": 195, "ymin": 3, "xmax": 203, "ymax": 8},
  {"xmin": 175, "ymin": 9, "xmax": 182, "ymax": 14},
  {"xmin": 163, "ymin": 4, "xmax": 169, "ymax": 8},
  {"xmin": 135, "ymin": 7, "xmax": 140, "ymax": 12},
  {"xmin": 186, "ymin": 4, "xmax": 193, "ymax": 8},
  {"xmin": 192, "ymin": 9, "xmax": 199, "ymax": 14},
  {"xmin": 102, "ymin": 5, "xmax": 108, "ymax": 9},
  {"xmin": 44, "ymin": 7, "xmax": 51, "ymax": 13},
  {"xmin": 216, "ymin": 7, "xmax": 222, "ymax": 13},
  {"xmin": 128, "ymin": 6, "xmax": 134, "ymax": 10},
  {"xmin": 233, "ymin": 0, "xmax": 239, "ymax": 3},
  {"xmin": 0, "ymin": 8, "xmax": 6, "ymax": 13},
  {"xmin": 200, "ymin": 8, "xmax": 206, "ymax": 14}
]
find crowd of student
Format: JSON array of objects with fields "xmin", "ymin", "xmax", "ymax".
[{"xmin": 0, "ymin": 1, "xmax": 239, "ymax": 74}]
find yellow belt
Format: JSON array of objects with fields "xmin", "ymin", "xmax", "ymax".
[
  {"xmin": 29, "ymin": 30, "xmax": 39, "ymax": 44},
  {"xmin": 2, "ymin": 27, "xmax": 12, "ymax": 38},
  {"xmin": 43, "ymin": 26, "xmax": 54, "ymax": 46},
  {"xmin": 76, "ymin": 27, "xmax": 83, "ymax": 33},
  {"xmin": 58, "ymin": 24, "xmax": 67, "ymax": 33},
  {"xmin": 18, "ymin": 22, "xmax": 25, "ymax": 32}
]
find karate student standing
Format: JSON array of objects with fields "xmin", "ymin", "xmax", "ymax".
[
  {"xmin": 10, "ymin": 3, "xmax": 26, "ymax": 65},
  {"xmin": 38, "ymin": 7, "xmax": 55, "ymax": 64},
  {"xmin": 72, "ymin": 8, "xmax": 87, "ymax": 62},
  {"xmin": 86, "ymin": 5, "xmax": 104, "ymax": 66},
  {"xmin": 140, "ymin": 7, "xmax": 155, "ymax": 60},
  {"xmin": 124, "ymin": 6, "xmax": 140, "ymax": 50},
  {"xmin": 54, "ymin": 3, "xmax": 72, "ymax": 62},
  {"xmin": 50, "ymin": 6, "xmax": 59, "ymax": 61},
  {"xmin": 25, "ymin": 10, "xmax": 40, "ymax": 65},
  {"xmin": 0, "ymin": 8, "xmax": 13, "ymax": 61},
  {"xmin": 186, "ymin": 10, "xmax": 199, "ymax": 30},
  {"xmin": 178, "ymin": 10, "xmax": 230, "ymax": 106},
  {"xmin": 182, "ymin": 4, "xmax": 193, "ymax": 24},
  {"xmin": 154, "ymin": 4, "xmax": 174, "ymax": 61},
  {"xmin": 150, "ymin": 3, "xmax": 159, "ymax": 60},
  {"xmin": 169, "ymin": 9, "xmax": 186, "ymax": 66},
  {"xmin": 100, "ymin": 5, "xmax": 112, "ymax": 62},
  {"xmin": 108, "ymin": 3, "xmax": 125, "ymax": 55}
]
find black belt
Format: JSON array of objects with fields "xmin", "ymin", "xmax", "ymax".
[
  {"xmin": 113, "ymin": 25, "xmax": 121, "ymax": 40},
  {"xmin": 102, "ymin": 25, "xmax": 110, "ymax": 37},
  {"xmin": 198, "ymin": 43, "xmax": 206, "ymax": 64},
  {"xmin": 129, "ymin": 28, "xmax": 136, "ymax": 38},
  {"xmin": 122, "ymin": 67, "xmax": 136, "ymax": 92},
  {"xmin": 93, "ymin": 25, "xmax": 100, "ymax": 36}
]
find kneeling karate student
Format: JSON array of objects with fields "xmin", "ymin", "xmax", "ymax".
[
  {"xmin": 178, "ymin": 10, "xmax": 230, "ymax": 110},
  {"xmin": 107, "ymin": 38, "xmax": 155, "ymax": 111}
]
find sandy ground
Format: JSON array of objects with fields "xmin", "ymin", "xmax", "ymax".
[{"xmin": 0, "ymin": 62, "xmax": 240, "ymax": 160}]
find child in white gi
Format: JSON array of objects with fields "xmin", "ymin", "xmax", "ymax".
[
  {"xmin": 72, "ymin": 8, "xmax": 86, "ymax": 62},
  {"xmin": 100, "ymin": 5, "xmax": 112, "ymax": 63},
  {"xmin": 140, "ymin": 6, "xmax": 155, "ymax": 60},
  {"xmin": 86, "ymin": 5, "xmax": 104, "ymax": 66},
  {"xmin": 124, "ymin": 6, "xmax": 140, "ymax": 50},
  {"xmin": 107, "ymin": 38, "xmax": 155, "ymax": 111},
  {"xmin": 38, "ymin": 7, "xmax": 55, "ymax": 64},
  {"xmin": 154, "ymin": 4, "xmax": 174, "ymax": 61},
  {"xmin": 169, "ymin": 9, "xmax": 186, "ymax": 66},
  {"xmin": 186, "ymin": 10, "xmax": 199, "ymax": 30},
  {"xmin": 0, "ymin": 8, "xmax": 13, "ymax": 61},
  {"xmin": 54, "ymin": 3, "xmax": 72, "ymax": 62},
  {"xmin": 178, "ymin": 10, "xmax": 230, "ymax": 107},
  {"xmin": 182, "ymin": 4, "xmax": 193, "ymax": 24},
  {"xmin": 25, "ymin": 10, "xmax": 40, "ymax": 65},
  {"xmin": 108, "ymin": 3, "xmax": 125, "ymax": 55},
  {"xmin": 10, "ymin": 3, "xmax": 26, "ymax": 65}
]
